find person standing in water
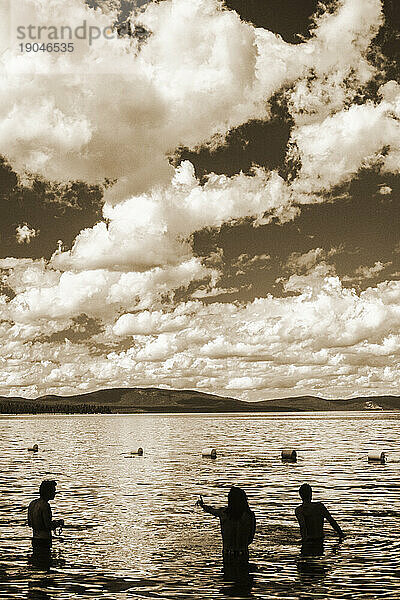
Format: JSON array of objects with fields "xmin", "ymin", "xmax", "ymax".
[
  {"xmin": 197, "ymin": 486, "xmax": 256, "ymax": 578},
  {"xmin": 28, "ymin": 480, "xmax": 64, "ymax": 561},
  {"xmin": 295, "ymin": 483, "xmax": 345, "ymax": 556}
]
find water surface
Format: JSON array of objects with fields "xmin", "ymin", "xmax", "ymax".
[{"xmin": 1, "ymin": 412, "xmax": 400, "ymax": 599}]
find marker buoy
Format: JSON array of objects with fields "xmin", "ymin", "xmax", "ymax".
[
  {"xmin": 368, "ymin": 451, "xmax": 386, "ymax": 463},
  {"xmin": 130, "ymin": 448, "xmax": 143, "ymax": 456},
  {"xmin": 281, "ymin": 449, "xmax": 297, "ymax": 462},
  {"xmin": 28, "ymin": 444, "xmax": 38, "ymax": 452},
  {"xmin": 202, "ymin": 448, "xmax": 217, "ymax": 459}
]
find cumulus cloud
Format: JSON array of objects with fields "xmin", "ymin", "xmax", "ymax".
[
  {"xmin": 378, "ymin": 185, "xmax": 392, "ymax": 196},
  {"xmin": 285, "ymin": 248, "xmax": 327, "ymax": 273},
  {"xmin": 1, "ymin": 0, "xmax": 400, "ymax": 401},
  {"xmin": 226, "ymin": 376, "xmax": 265, "ymax": 390},
  {"xmin": 113, "ymin": 308, "xmax": 189, "ymax": 336},
  {"xmin": 51, "ymin": 162, "xmax": 294, "ymax": 272},
  {"xmin": 191, "ymin": 286, "xmax": 238, "ymax": 299},
  {"xmin": 289, "ymin": 81, "xmax": 400, "ymax": 197},
  {"xmin": 0, "ymin": 0, "xmax": 388, "ymax": 206},
  {"xmin": 16, "ymin": 224, "xmax": 38, "ymax": 244},
  {"xmin": 282, "ymin": 263, "xmax": 337, "ymax": 294},
  {"xmin": 1, "ymin": 271, "xmax": 400, "ymax": 399},
  {"xmin": 343, "ymin": 261, "xmax": 391, "ymax": 282},
  {"xmin": 277, "ymin": 248, "xmax": 342, "ymax": 291},
  {"xmin": 0, "ymin": 0, "xmax": 268, "ymax": 198},
  {"xmin": 286, "ymin": 0, "xmax": 383, "ymax": 124},
  {"xmin": 0, "ymin": 256, "xmax": 215, "ymax": 325},
  {"xmin": 233, "ymin": 253, "xmax": 271, "ymax": 276}
]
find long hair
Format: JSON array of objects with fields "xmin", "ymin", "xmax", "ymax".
[{"xmin": 227, "ymin": 486, "xmax": 250, "ymax": 520}]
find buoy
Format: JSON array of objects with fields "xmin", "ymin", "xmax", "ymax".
[
  {"xmin": 281, "ymin": 449, "xmax": 297, "ymax": 462},
  {"xmin": 28, "ymin": 444, "xmax": 38, "ymax": 452},
  {"xmin": 130, "ymin": 447, "xmax": 143, "ymax": 456},
  {"xmin": 368, "ymin": 451, "xmax": 386, "ymax": 463},
  {"xmin": 202, "ymin": 448, "xmax": 217, "ymax": 459}
]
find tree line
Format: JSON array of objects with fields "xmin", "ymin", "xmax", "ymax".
[{"xmin": 0, "ymin": 401, "xmax": 112, "ymax": 414}]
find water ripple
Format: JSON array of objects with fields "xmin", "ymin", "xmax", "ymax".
[{"xmin": 0, "ymin": 412, "xmax": 400, "ymax": 598}]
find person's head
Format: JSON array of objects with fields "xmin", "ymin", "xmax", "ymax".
[
  {"xmin": 39, "ymin": 480, "xmax": 57, "ymax": 501},
  {"xmin": 227, "ymin": 486, "xmax": 250, "ymax": 520},
  {"xmin": 299, "ymin": 483, "xmax": 312, "ymax": 502}
]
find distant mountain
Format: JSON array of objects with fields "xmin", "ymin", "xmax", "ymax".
[{"xmin": 1, "ymin": 387, "xmax": 400, "ymax": 413}]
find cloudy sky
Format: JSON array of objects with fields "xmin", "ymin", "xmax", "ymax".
[{"xmin": 0, "ymin": 0, "xmax": 399, "ymax": 400}]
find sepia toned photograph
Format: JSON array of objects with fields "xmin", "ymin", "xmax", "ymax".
[{"xmin": 0, "ymin": 0, "xmax": 399, "ymax": 598}]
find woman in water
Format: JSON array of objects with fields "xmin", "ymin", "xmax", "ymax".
[{"xmin": 197, "ymin": 486, "xmax": 256, "ymax": 578}]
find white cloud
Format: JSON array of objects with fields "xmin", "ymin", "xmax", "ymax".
[
  {"xmin": 290, "ymin": 82, "xmax": 400, "ymax": 197},
  {"xmin": 0, "ymin": 0, "xmax": 268, "ymax": 198},
  {"xmin": 0, "ymin": 0, "xmax": 387, "ymax": 206},
  {"xmin": 226, "ymin": 376, "xmax": 264, "ymax": 390},
  {"xmin": 285, "ymin": 248, "xmax": 327, "ymax": 273},
  {"xmin": 1, "ymin": 256, "xmax": 214, "ymax": 325},
  {"xmin": 51, "ymin": 163, "xmax": 294, "ymax": 272},
  {"xmin": 287, "ymin": 0, "xmax": 382, "ymax": 125},
  {"xmin": 135, "ymin": 333, "xmax": 181, "ymax": 361},
  {"xmin": 16, "ymin": 224, "xmax": 38, "ymax": 244},
  {"xmin": 2, "ymin": 271, "xmax": 400, "ymax": 399},
  {"xmin": 233, "ymin": 253, "xmax": 270, "ymax": 276},
  {"xmin": 343, "ymin": 261, "xmax": 391, "ymax": 282},
  {"xmin": 281, "ymin": 263, "xmax": 336, "ymax": 294},
  {"xmin": 1, "ymin": 0, "xmax": 400, "ymax": 402},
  {"xmin": 191, "ymin": 286, "xmax": 238, "ymax": 299},
  {"xmin": 0, "ymin": 258, "xmax": 60, "ymax": 293},
  {"xmin": 113, "ymin": 308, "xmax": 189, "ymax": 336},
  {"xmin": 107, "ymin": 258, "xmax": 216, "ymax": 308},
  {"xmin": 378, "ymin": 185, "xmax": 392, "ymax": 196}
]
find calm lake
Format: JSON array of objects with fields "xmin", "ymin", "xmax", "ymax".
[{"xmin": 1, "ymin": 412, "xmax": 400, "ymax": 599}]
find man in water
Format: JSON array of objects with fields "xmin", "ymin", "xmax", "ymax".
[
  {"xmin": 295, "ymin": 483, "xmax": 344, "ymax": 556},
  {"xmin": 28, "ymin": 480, "xmax": 64, "ymax": 562}
]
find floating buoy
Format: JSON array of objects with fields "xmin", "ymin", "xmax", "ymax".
[
  {"xmin": 202, "ymin": 448, "xmax": 217, "ymax": 459},
  {"xmin": 28, "ymin": 444, "xmax": 38, "ymax": 452},
  {"xmin": 130, "ymin": 447, "xmax": 143, "ymax": 456},
  {"xmin": 281, "ymin": 449, "xmax": 297, "ymax": 462},
  {"xmin": 368, "ymin": 451, "xmax": 386, "ymax": 463}
]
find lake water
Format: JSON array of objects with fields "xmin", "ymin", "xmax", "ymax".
[{"xmin": 1, "ymin": 412, "xmax": 400, "ymax": 599}]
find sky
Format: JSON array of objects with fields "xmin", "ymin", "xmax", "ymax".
[{"xmin": 0, "ymin": 0, "xmax": 399, "ymax": 401}]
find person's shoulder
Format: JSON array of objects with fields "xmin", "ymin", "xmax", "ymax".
[
  {"xmin": 295, "ymin": 504, "xmax": 303, "ymax": 514},
  {"xmin": 28, "ymin": 498, "xmax": 39, "ymax": 509},
  {"xmin": 218, "ymin": 507, "xmax": 228, "ymax": 519},
  {"xmin": 34, "ymin": 498, "xmax": 49, "ymax": 509},
  {"xmin": 243, "ymin": 510, "xmax": 255, "ymax": 521}
]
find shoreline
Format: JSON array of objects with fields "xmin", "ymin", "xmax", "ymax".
[{"xmin": 2, "ymin": 409, "xmax": 400, "ymax": 416}]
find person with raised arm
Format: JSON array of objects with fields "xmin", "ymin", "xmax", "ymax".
[{"xmin": 197, "ymin": 486, "xmax": 256, "ymax": 578}]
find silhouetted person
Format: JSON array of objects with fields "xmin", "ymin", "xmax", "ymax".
[
  {"xmin": 28, "ymin": 480, "xmax": 64, "ymax": 563},
  {"xmin": 197, "ymin": 486, "xmax": 256, "ymax": 579},
  {"xmin": 295, "ymin": 484, "xmax": 344, "ymax": 556}
]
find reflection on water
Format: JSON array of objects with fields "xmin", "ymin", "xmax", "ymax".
[{"xmin": 1, "ymin": 412, "xmax": 400, "ymax": 598}]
